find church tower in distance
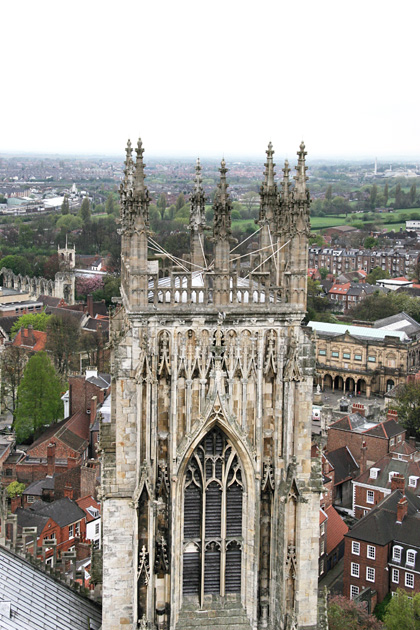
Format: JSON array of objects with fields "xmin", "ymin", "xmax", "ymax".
[{"xmin": 100, "ymin": 140, "xmax": 322, "ymax": 630}]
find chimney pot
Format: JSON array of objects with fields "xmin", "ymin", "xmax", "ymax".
[{"xmin": 396, "ymin": 495, "xmax": 408, "ymax": 523}]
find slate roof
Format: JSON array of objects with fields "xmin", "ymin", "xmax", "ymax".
[
  {"xmin": 308, "ymin": 320, "xmax": 409, "ymax": 342},
  {"xmin": 0, "ymin": 316, "xmax": 20, "ymax": 335},
  {"xmin": 0, "ymin": 544, "xmax": 102, "ymax": 629},
  {"xmin": 86, "ymin": 372, "xmax": 111, "ymax": 389},
  {"xmin": 330, "ymin": 414, "xmax": 404, "ymax": 439},
  {"xmin": 16, "ymin": 508, "xmax": 50, "ymax": 537},
  {"xmin": 44, "ymin": 306, "xmax": 87, "ymax": 325},
  {"xmin": 325, "ymin": 505, "xmax": 348, "ymax": 554},
  {"xmin": 345, "ymin": 489, "xmax": 420, "ymax": 546},
  {"xmin": 353, "ymin": 454, "xmax": 420, "ymax": 490},
  {"xmin": 23, "ymin": 476, "xmax": 55, "ymax": 496},
  {"xmin": 364, "ymin": 419, "xmax": 404, "ymax": 439},
  {"xmin": 374, "ymin": 311, "xmax": 420, "ymax": 338},
  {"xmin": 37, "ymin": 295, "xmax": 62, "ymax": 308},
  {"xmin": 326, "ymin": 446, "xmax": 359, "ymax": 485},
  {"xmin": 27, "ymin": 497, "xmax": 85, "ymax": 527},
  {"xmin": 28, "ymin": 416, "xmax": 88, "ymax": 455}
]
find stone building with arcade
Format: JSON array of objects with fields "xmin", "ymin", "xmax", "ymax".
[
  {"xmin": 100, "ymin": 140, "xmax": 322, "ymax": 630},
  {"xmin": 310, "ymin": 320, "xmax": 420, "ymax": 397}
]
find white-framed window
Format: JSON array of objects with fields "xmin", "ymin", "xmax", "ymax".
[
  {"xmin": 352, "ymin": 541, "xmax": 360, "ymax": 555},
  {"xmin": 405, "ymin": 573, "xmax": 415, "ymax": 588},
  {"xmin": 320, "ymin": 539, "xmax": 325, "ymax": 555},
  {"xmin": 69, "ymin": 524, "xmax": 74, "ymax": 539},
  {"xmin": 393, "ymin": 545, "xmax": 402, "ymax": 562},
  {"xmin": 409, "ymin": 476, "xmax": 419, "ymax": 488},
  {"xmin": 319, "ymin": 558, "xmax": 325, "ymax": 575},
  {"xmin": 27, "ymin": 495, "xmax": 35, "ymax": 503},
  {"xmin": 370, "ymin": 468, "xmax": 380, "ymax": 479},
  {"xmin": 351, "ymin": 562, "xmax": 360, "ymax": 578},
  {"xmin": 367, "ymin": 545, "xmax": 376, "ymax": 560},
  {"xmin": 45, "ymin": 557, "xmax": 54, "ymax": 567},
  {"xmin": 390, "ymin": 438, "xmax": 395, "ymax": 446},
  {"xmin": 75, "ymin": 522, "xmax": 80, "ymax": 537},
  {"xmin": 367, "ymin": 490, "xmax": 375, "ymax": 504},
  {"xmin": 95, "ymin": 522, "xmax": 100, "ymax": 536},
  {"xmin": 398, "ymin": 435, "xmax": 402, "ymax": 443},
  {"xmin": 366, "ymin": 567, "xmax": 375, "ymax": 582},
  {"xmin": 392, "ymin": 568, "xmax": 399, "ymax": 584},
  {"xmin": 406, "ymin": 550, "xmax": 416, "ymax": 567},
  {"xmin": 350, "ymin": 585, "xmax": 359, "ymax": 599}
]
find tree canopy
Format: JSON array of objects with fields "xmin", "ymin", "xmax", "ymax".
[
  {"xmin": 347, "ymin": 290, "xmax": 420, "ymax": 323},
  {"xmin": 328, "ymin": 595, "xmax": 383, "ymax": 630},
  {"xmin": 383, "ymin": 588, "xmax": 420, "ymax": 629},
  {"xmin": 393, "ymin": 382, "xmax": 420, "ymax": 440},
  {"xmin": 45, "ymin": 313, "xmax": 81, "ymax": 378},
  {"xmin": 10, "ymin": 312, "xmax": 51, "ymax": 338},
  {"xmin": 0, "ymin": 254, "xmax": 32, "ymax": 276},
  {"xmin": 15, "ymin": 352, "xmax": 63, "ymax": 442}
]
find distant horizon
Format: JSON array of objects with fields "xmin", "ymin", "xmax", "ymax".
[{"xmin": 2, "ymin": 149, "xmax": 420, "ymax": 165}]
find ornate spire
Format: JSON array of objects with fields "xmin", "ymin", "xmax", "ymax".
[
  {"xmin": 259, "ymin": 142, "xmax": 278, "ymax": 226},
  {"xmin": 293, "ymin": 141, "xmax": 309, "ymax": 201},
  {"xmin": 118, "ymin": 137, "xmax": 150, "ymax": 233},
  {"xmin": 213, "ymin": 158, "xmax": 232, "ymax": 241},
  {"xmin": 121, "ymin": 139, "xmax": 134, "ymax": 194},
  {"xmin": 134, "ymin": 138, "xmax": 147, "ymax": 198},
  {"xmin": 189, "ymin": 157, "xmax": 206, "ymax": 231},
  {"xmin": 281, "ymin": 159, "xmax": 291, "ymax": 204}
]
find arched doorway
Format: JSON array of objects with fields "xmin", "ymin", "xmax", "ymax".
[
  {"xmin": 357, "ymin": 379, "xmax": 367, "ymax": 395},
  {"xmin": 386, "ymin": 379, "xmax": 395, "ymax": 392},
  {"xmin": 334, "ymin": 375, "xmax": 344, "ymax": 391},
  {"xmin": 345, "ymin": 377, "xmax": 355, "ymax": 393},
  {"xmin": 324, "ymin": 374, "xmax": 333, "ymax": 390},
  {"xmin": 182, "ymin": 426, "xmax": 243, "ymax": 604}
]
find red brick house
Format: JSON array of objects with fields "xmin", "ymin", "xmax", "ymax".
[
  {"xmin": 16, "ymin": 497, "xmax": 87, "ymax": 563},
  {"xmin": 352, "ymin": 443, "xmax": 420, "ymax": 519},
  {"xmin": 343, "ymin": 477, "xmax": 420, "ymax": 603},
  {"xmin": 327, "ymin": 414, "xmax": 406, "ymax": 469},
  {"xmin": 11, "ymin": 325, "xmax": 47, "ymax": 353}
]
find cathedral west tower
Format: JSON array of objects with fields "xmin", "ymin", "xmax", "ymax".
[{"xmin": 100, "ymin": 141, "xmax": 321, "ymax": 630}]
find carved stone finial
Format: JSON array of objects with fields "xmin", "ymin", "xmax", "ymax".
[{"xmin": 212, "ymin": 158, "xmax": 233, "ymax": 242}]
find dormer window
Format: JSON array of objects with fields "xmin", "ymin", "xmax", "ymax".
[
  {"xmin": 393, "ymin": 545, "xmax": 402, "ymax": 562},
  {"xmin": 370, "ymin": 468, "xmax": 380, "ymax": 479},
  {"xmin": 406, "ymin": 549, "xmax": 417, "ymax": 567},
  {"xmin": 409, "ymin": 476, "xmax": 419, "ymax": 488}
]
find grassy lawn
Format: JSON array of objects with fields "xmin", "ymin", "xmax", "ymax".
[
  {"xmin": 309, "ymin": 215, "xmax": 347, "ymax": 230},
  {"xmin": 232, "ymin": 219, "xmax": 257, "ymax": 232}
]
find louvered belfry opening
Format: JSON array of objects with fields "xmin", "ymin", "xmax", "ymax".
[{"xmin": 183, "ymin": 426, "xmax": 243, "ymax": 604}]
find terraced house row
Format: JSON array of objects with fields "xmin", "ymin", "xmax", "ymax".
[{"xmin": 308, "ymin": 246, "xmax": 419, "ymax": 277}]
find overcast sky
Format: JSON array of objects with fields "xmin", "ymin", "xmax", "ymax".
[{"xmin": 2, "ymin": 0, "xmax": 420, "ymax": 161}]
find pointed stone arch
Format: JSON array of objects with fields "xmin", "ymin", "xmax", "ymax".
[{"xmin": 172, "ymin": 404, "xmax": 257, "ymax": 625}]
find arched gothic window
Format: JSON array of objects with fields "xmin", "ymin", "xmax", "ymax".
[{"xmin": 182, "ymin": 426, "xmax": 243, "ymax": 603}]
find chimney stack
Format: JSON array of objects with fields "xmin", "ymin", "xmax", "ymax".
[
  {"xmin": 360, "ymin": 440, "xmax": 367, "ymax": 475},
  {"xmin": 391, "ymin": 474, "xmax": 405, "ymax": 492},
  {"xmin": 396, "ymin": 495, "xmax": 408, "ymax": 524},
  {"xmin": 47, "ymin": 442, "xmax": 56, "ymax": 477}
]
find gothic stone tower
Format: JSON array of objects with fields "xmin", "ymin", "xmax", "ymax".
[{"xmin": 101, "ymin": 140, "xmax": 321, "ymax": 630}]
